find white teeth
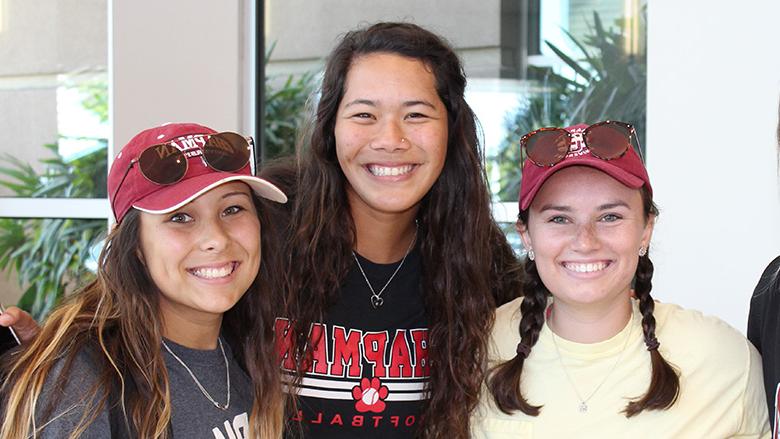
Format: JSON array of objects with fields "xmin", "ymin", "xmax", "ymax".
[
  {"xmin": 191, "ymin": 263, "xmax": 234, "ymax": 279},
  {"xmin": 564, "ymin": 262, "xmax": 608, "ymax": 273},
  {"xmin": 368, "ymin": 164, "xmax": 414, "ymax": 177}
]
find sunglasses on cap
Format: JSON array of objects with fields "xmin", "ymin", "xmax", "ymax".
[
  {"xmin": 520, "ymin": 120, "xmax": 643, "ymax": 167},
  {"xmin": 110, "ymin": 132, "xmax": 254, "ymax": 219}
]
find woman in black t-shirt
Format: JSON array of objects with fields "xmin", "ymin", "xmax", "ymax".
[{"xmin": 270, "ymin": 22, "xmax": 522, "ymax": 439}]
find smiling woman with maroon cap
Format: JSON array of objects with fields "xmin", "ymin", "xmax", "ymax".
[
  {"xmin": 471, "ymin": 121, "xmax": 770, "ymax": 437},
  {"xmin": 0, "ymin": 123, "xmax": 287, "ymax": 438}
]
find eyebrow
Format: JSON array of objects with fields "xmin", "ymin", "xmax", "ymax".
[
  {"xmin": 221, "ymin": 191, "xmax": 253, "ymax": 200},
  {"xmin": 598, "ymin": 201, "xmax": 630, "ymax": 210},
  {"xmin": 537, "ymin": 201, "xmax": 630, "ymax": 212},
  {"xmin": 538, "ymin": 204, "xmax": 571, "ymax": 213},
  {"xmin": 342, "ymin": 99, "xmax": 437, "ymax": 109}
]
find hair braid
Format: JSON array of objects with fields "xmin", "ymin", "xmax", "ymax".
[
  {"xmin": 623, "ymin": 253, "xmax": 680, "ymax": 417},
  {"xmin": 487, "ymin": 259, "xmax": 548, "ymax": 415}
]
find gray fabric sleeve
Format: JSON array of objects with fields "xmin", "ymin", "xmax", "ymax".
[{"xmin": 35, "ymin": 349, "xmax": 112, "ymax": 438}]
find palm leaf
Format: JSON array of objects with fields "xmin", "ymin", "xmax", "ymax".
[{"xmin": 545, "ymin": 41, "xmax": 593, "ymax": 81}]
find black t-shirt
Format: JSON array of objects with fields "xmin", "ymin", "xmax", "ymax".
[
  {"xmin": 279, "ymin": 247, "xmax": 428, "ymax": 438},
  {"xmin": 747, "ymin": 255, "xmax": 780, "ymax": 432}
]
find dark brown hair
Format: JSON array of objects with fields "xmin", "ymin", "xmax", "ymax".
[
  {"xmin": 487, "ymin": 187, "xmax": 680, "ymax": 417},
  {"xmin": 0, "ymin": 197, "xmax": 285, "ymax": 438},
  {"xmin": 280, "ymin": 22, "xmax": 521, "ymax": 438}
]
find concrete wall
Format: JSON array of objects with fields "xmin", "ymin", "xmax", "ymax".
[
  {"xmin": 0, "ymin": 0, "xmax": 106, "ymax": 76},
  {"xmin": 110, "ymin": 0, "xmax": 245, "ymax": 147},
  {"xmin": 264, "ymin": 0, "xmax": 503, "ymax": 78}
]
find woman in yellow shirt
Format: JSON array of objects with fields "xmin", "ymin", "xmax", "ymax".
[{"xmin": 473, "ymin": 121, "xmax": 770, "ymax": 438}]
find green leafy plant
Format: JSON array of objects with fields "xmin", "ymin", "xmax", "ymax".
[
  {"xmin": 263, "ymin": 42, "xmax": 317, "ymax": 160},
  {"xmin": 491, "ymin": 11, "xmax": 647, "ymax": 200},
  {"xmin": 0, "ymin": 144, "xmax": 107, "ymax": 320}
]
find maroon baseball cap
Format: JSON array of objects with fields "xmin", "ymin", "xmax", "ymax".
[
  {"xmin": 108, "ymin": 122, "xmax": 287, "ymax": 223},
  {"xmin": 519, "ymin": 123, "xmax": 652, "ymax": 211}
]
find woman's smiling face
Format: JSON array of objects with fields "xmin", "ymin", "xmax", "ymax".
[
  {"xmin": 334, "ymin": 52, "xmax": 449, "ymax": 220},
  {"xmin": 138, "ymin": 182, "xmax": 261, "ymax": 324},
  {"xmin": 518, "ymin": 166, "xmax": 654, "ymax": 310}
]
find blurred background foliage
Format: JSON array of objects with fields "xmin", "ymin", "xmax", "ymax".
[
  {"xmin": 262, "ymin": 42, "xmax": 317, "ymax": 160},
  {"xmin": 0, "ymin": 144, "xmax": 107, "ymax": 320},
  {"xmin": 491, "ymin": 11, "xmax": 647, "ymax": 201}
]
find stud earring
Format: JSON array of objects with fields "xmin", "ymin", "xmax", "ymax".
[
  {"xmin": 527, "ymin": 248, "xmax": 535, "ymax": 261},
  {"xmin": 638, "ymin": 246, "xmax": 647, "ymax": 257}
]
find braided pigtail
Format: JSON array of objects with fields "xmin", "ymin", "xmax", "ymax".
[
  {"xmin": 486, "ymin": 259, "xmax": 549, "ymax": 415},
  {"xmin": 623, "ymin": 252, "xmax": 680, "ymax": 417}
]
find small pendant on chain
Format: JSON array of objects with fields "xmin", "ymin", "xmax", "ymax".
[
  {"xmin": 371, "ymin": 295, "xmax": 384, "ymax": 308},
  {"xmin": 578, "ymin": 401, "xmax": 588, "ymax": 413}
]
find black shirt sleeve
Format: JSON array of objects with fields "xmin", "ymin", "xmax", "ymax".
[{"xmin": 747, "ymin": 255, "xmax": 780, "ymax": 430}]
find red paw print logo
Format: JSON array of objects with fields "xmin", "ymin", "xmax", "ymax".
[{"xmin": 352, "ymin": 377, "xmax": 389, "ymax": 413}]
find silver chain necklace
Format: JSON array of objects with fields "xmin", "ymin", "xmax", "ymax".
[
  {"xmin": 352, "ymin": 223, "xmax": 418, "ymax": 309},
  {"xmin": 162, "ymin": 337, "xmax": 231, "ymax": 410},
  {"xmin": 549, "ymin": 307, "xmax": 634, "ymax": 413}
]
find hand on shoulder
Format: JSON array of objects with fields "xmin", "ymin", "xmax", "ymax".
[{"xmin": 0, "ymin": 306, "xmax": 40, "ymax": 343}]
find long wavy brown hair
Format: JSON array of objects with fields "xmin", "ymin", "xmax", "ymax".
[
  {"xmin": 0, "ymin": 197, "xmax": 285, "ymax": 439},
  {"xmin": 487, "ymin": 187, "xmax": 680, "ymax": 417},
  {"xmin": 277, "ymin": 22, "xmax": 522, "ymax": 438}
]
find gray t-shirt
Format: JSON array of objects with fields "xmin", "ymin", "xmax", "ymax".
[{"xmin": 35, "ymin": 338, "xmax": 253, "ymax": 438}]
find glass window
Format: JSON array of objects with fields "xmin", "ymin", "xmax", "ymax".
[
  {"xmin": 0, "ymin": 0, "xmax": 108, "ymax": 310},
  {"xmin": 0, "ymin": 0, "xmax": 108, "ymax": 198},
  {"xmin": 0, "ymin": 217, "xmax": 104, "ymax": 319}
]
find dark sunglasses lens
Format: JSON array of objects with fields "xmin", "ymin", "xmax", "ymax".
[
  {"xmin": 585, "ymin": 123, "xmax": 631, "ymax": 160},
  {"xmin": 525, "ymin": 129, "xmax": 570, "ymax": 166},
  {"xmin": 138, "ymin": 144, "xmax": 187, "ymax": 184},
  {"xmin": 203, "ymin": 132, "xmax": 250, "ymax": 172}
]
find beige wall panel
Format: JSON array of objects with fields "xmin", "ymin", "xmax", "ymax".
[
  {"xmin": 0, "ymin": 0, "xmax": 106, "ymax": 76},
  {"xmin": 265, "ymin": 0, "xmax": 501, "ymax": 61},
  {"xmin": 111, "ymin": 0, "xmax": 243, "ymax": 147}
]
